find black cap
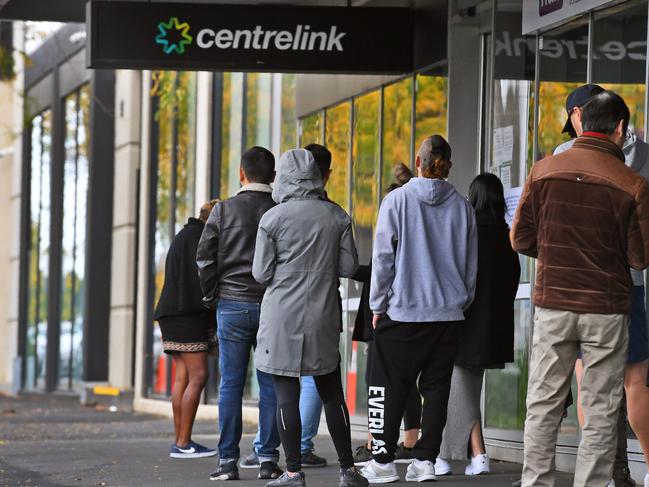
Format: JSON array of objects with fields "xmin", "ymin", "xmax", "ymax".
[
  {"xmin": 430, "ymin": 134, "xmax": 452, "ymax": 161},
  {"xmin": 562, "ymin": 84, "xmax": 605, "ymax": 135}
]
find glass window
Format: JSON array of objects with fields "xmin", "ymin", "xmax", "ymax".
[
  {"xmin": 382, "ymin": 78, "xmax": 413, "ymax": 196},
  {"xmin": 280, "ymin": 74, "xmax": 297, "ymax": 154},
  {"xmin": 221, "ymin": 72, "xmax": 244, "ymax": 198},
  {"xmin": 149, "ymin": 71, "xmax": 198, "ymax": 398},
  {"xmin": 324, "ymin": 102, "xmax": 351, "ymax": 211},
  {"xmin": 58, "ymin": 85, "xmax": 90, "ymax": 390},
  {"xmin": 592, "ymin": 2, "xmax": 648, "ymax": 141},
  {"xmin": 300, "ymin": 110, "xmax": 324, "ymax": 147},
  {"xmin": 246, "ymin": 73, "xmax": 272, "ymax": 149},
  {"xmin": 415, "ymin": 71, "xmax": 448, "ymax": 147},
  {"xmin": 26, "ymin": 110, "xmax": 52, "ymax": 391}
]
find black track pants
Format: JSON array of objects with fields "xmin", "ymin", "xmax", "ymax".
[
  {"xmin": 367, "ymin": 315, "xmax": 460, "ymax": 463},
  {"xmin": 272, "ymin": 367, "xmax": 354, "ymax": 472}
]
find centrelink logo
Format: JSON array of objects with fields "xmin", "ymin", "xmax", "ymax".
[
  {"xmin": 539, "ymin": 0, "xmax": 563, "ymax": 16},
  {"xmin": 156, "ymin": 17, "xmax": 192, "ymax": 54},
  {"xmin": 155, "ymin": 17, "xmax": 347, "ymax": 54}
]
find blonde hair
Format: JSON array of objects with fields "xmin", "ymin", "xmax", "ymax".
[{"xmin": 199, "ymin": 199, "xmax": 219, "ymax": 222}]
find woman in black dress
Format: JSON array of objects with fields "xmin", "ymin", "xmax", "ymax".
[{"xmin": 154, "ymin": 199, "xmax": 219, "ymax": 459}]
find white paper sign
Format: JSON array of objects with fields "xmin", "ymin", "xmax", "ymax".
[
  {"xmin": 493, "ymin": 126, "xmax": 514, "ymax": 166},
  {"xmin": 505, "ymin": 186, "xmax": 523, "ymax": 228},
  {"xmin": 500, "ymin": 164, "xmax": 512, "ymax": 191}
]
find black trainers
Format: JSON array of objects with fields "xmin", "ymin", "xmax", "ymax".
[
  {"xmin": 240, "ymin": 450, "xmax": 260, "ymax": 469},
  {"xmin": 301, "ymin": 451, "xmax": 327, "ymax": 468},
  {"xmin": 339, "ymin": 466, "xmax": 369, "ymax": 487},
  {"xmin": 265, "ymin": 471, "xmax": 306, "ymax": 487},
  {"xmin": 353, "ymin": 445, "xmax": 372, "ymax": 467},
  {"xmin": 259, "ymin": 461, "xmax": 284, "ymax": 480},
  {"xmin": 210, "ymin": 460, "xmax": 239, "ymax": 481},
  {"xmin": 613, "ymin": 464, "xmax": 637, "ymax": 487},
  {"xmin": 393, "ymin": 442, "xmax": 415, "ymax": 464}
]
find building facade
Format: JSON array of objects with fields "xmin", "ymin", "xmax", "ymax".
[{"xmin": 0, "ymin": 0, "xmax": 647, "ymax": 481}]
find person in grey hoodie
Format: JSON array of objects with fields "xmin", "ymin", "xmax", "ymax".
[
  {"xmin": 252, "ymin": 149, "xmax": 367, "ymax": 487},
  {"xmin": 360, "ymin": 135, "xmax": 478, "ymax": 484}
]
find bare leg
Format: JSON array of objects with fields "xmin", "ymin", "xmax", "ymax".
[
  {"xmin": 574, "ymin": 358, "xmax": 585, "ymax": 427},
  {"xmin": 404, "ymin": 429, "xmax": 419, "ymax": 449},
  {"xmin": 469, "ymin": 421, "xmax": 486, "ymax": 456},
  {"xmin": 366, "ymin": 433, "xmax": 372, "ymax": 449},
  {"xmin": 172, "ymin": 354, "xmax": 188, "ymax": 444},
  {"xmin": 176, "ymin": 351, "xmax": 208, "ymax": 448},
  {"xmin": 624, "ymin": 360, "xmax": 649, "ymax": 468}
]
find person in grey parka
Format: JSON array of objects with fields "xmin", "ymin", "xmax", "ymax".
[{"xmin": 252, "ymin": 149, "xmax": 367, "ymax": 487}]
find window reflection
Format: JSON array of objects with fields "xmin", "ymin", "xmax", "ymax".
[
  {"xmin": 58, "ymin": 85, "xmax": 90, "ymax": 390},
  {"xmin": 26, "ymin": 110, "xmax": 52, "ymax": 391},
  {"xmin": 281, "ymin": 74, "xmax": 297, "ymax": 154},
  {"xmin": 383, "ymin": 78, "xmax": 413, "ymax": 197},
  {"xmin": 325, "ymin": 102, "xmax": 351, "ymax": 211},
  {"xmin": 300, "ymin": 110, "xmax": 324, "ymax": 147},
  {"xmin": 415, "ymin": 72, "xmax": 448, "ymax": 145},
  {"xmin": 221, "ymin": 72, "xmax": 244, "ymax": 198}
]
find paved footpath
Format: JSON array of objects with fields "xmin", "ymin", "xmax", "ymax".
[{"xmin": 0, "ymin": 394, "xmax": 574, "ymax": 487}]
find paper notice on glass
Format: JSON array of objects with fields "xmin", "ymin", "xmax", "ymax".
[
  {"xmin": 493, "ymin": 125, "xmax": 514, "ymax": 165},
  {"xmin": 504, "ymin": 186, "xmax": 523, "ymax": 227},
  {"xmin": 499, "ymin": 164, "xmax": 512, "ymax": 191}
]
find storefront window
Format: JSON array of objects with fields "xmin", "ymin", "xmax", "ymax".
[
  {"xmin": 281, "ymin": 74, "xmax": 297, "ymax": 154},
  {"xmin": 58, "ymin": 85, "xmax": 90, "ymax": 390},
  {"xmin": 592, "ymin": 2, "xmax": 647, "ymax": 141},
  {"xmin": 325, "ymin": 103, "xmax": 351, "ymax": 211},
  {"xmin": 382, "ymin": 78, "xmax": 413, "ymax": 195},
  {"xmin": 149, "ymin": 71, "xmax": 198, "ymax": 397},
  {"xmin": 25, "ymin": 110, "xmax": 52, "ymax": 391},
  {"xmin": 221, "ymin": 72, "xmax": 244, "ymax": 198},
  {"xmin": 415, "ymin": 71, "xmax": 448, "ymax": 147},
  {"xmin": 300, "ymin": 110, "xmax": 324, "ymax": 147},
  {"xmin": 246, "ymin": 73, "xmax": 272, "ymax": 149}
]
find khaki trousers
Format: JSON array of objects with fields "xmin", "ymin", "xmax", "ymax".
[{"xmin": 522, "ymin": 307, "xmax": 628, "ymax": 487}]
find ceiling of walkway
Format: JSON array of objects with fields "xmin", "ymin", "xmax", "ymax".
[{"xmin": 0, "ymin": 0, "xmax": 421, "ymax": 22}]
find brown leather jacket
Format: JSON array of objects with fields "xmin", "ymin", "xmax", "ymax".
[{"xmin": 511, "ymin": 134, "xmax": 649, "ymax": 314}]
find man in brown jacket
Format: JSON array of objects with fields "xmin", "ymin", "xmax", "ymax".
[{"xmin": 511, "ymin": 91, "xmax": 649, "ymax": 487}]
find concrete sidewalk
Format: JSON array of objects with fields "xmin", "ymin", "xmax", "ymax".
[{"xmin": 0, "ymin": 394, "xmax": 574, "ymax": 487}]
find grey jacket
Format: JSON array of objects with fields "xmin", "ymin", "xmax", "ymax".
[
  {"xmin": 253, "ymin": 149, "xmax": 359, "ymax": 377},
  {"xmin": 370, "ymin": 177, "xmax": 478, "ymax": 322},
  {"xmin": 555, "ymin": 133, "xmax": 649, "ymax": 286}
]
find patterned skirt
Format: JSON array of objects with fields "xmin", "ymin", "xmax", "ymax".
[{"xmin": 158, "ymin": 311, "xmax": 217, "ymax": 355}]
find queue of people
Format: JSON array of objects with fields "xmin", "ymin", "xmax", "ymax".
[{"xmin": 153, "ymin": 86, "xmax": 649, "ymax": 487}]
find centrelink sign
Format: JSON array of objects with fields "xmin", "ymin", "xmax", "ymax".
[{"xmin": 87, "ymin": 1, "xmax": 414, "ymax": 73}]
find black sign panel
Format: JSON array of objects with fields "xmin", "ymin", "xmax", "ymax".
[{"xmin": 87, "ymin": 1, "xmax": 415, "ymax": 74}]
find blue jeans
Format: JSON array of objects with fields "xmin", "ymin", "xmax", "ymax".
[
  {"xmin": 254, "ymin": 375, "xmax": 323, "ymax": 455},
  {"xmin": 217, "ymin": 299, "xmax": 280, "ymax": 464}
]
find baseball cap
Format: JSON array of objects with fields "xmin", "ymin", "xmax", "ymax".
[
  {"xmin": 430, "ymin": 134, "xmax": 452, "ymax": 161},
  {"xmin": 562, "ymin": 84, "xmax": 605, "ymax": 135}
]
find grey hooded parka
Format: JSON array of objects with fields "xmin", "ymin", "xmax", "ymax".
[{"xmin": 252, "ymin": 149, "xmax": 359, "ymax": 377}]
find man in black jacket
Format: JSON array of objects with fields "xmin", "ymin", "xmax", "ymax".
[{"xmin": 197, "ymin": 146, "xmax": 281, "ymax": 482}]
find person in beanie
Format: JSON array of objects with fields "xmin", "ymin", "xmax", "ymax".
[
  {"xmin": 512, "ymin": 91, "xmax": 649, "ymax": 487},
  {"xmin": 155, "ymin": 199, "xmax": 219, "ymax": 460},
  {"xmin": 252, "ymin": 149, "xmax": 367, "ymax": 487},
  {"xmin": 197, "ymin": 146, "xmax": 282, "ymax": 482},
  {"xmin": 361, "ymin": 135, "xmax": 478, "ymax": 483}
]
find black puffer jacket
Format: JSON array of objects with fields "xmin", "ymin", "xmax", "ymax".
[
  {"xmin": 197, "ymin": 186, "xmax": 276, "ymax": 307},
  {"xmin": 455, "ymin": 213, "xmax": 520, "ymax": 368},
  {"xmin": 154, "ymin": 218, "xmax": 206, "ymax": 320}
]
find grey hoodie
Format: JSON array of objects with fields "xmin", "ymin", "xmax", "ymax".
[
  {"xmin": 555, "ymin": 132, "xmax": 649, "ymax": 286},
  {"xmin": 370, "ymin": 177, "xmax": 478, "ymax": 322},
  {"xmin": 253, "ymin": 149, "xmax": 359, "ymax": 377}
]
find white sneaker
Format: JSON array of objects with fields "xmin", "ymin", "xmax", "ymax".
[
  {"xmin": 606, "ymin": 480, "xmax": 616, "ymax": 487},
  {"xmin": 405, "ymin": 459, "xmax": 437, "ymax": 482},
  {"xmin": 464, "ymin": 453, "xmax": 490, "ymax": 475},
  {"xmin": 644, "ymin": 473, "xmax": 648, "ymax": 487},
  {"xmin": 360, "ymin": 460, "xmax": 400, "ymax": 484},
  {"xmin": 433, "ymin": 457, "xmax": 452, "ymax": 476}
]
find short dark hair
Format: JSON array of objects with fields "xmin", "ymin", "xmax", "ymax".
[
  {"xmin": 580, "ymin": 91, "xmax": 630, "ymax": 136},
  {"xmin": 468, "ymin": 173, "xmax": 506, "ymax": 221},
  {"xmin": 304, "ymin": 143, "xmax": 332, "ymax": 178},
  {"xmin": 241, "ymin": 146, "xmax": 275, "ymax": 184}
]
